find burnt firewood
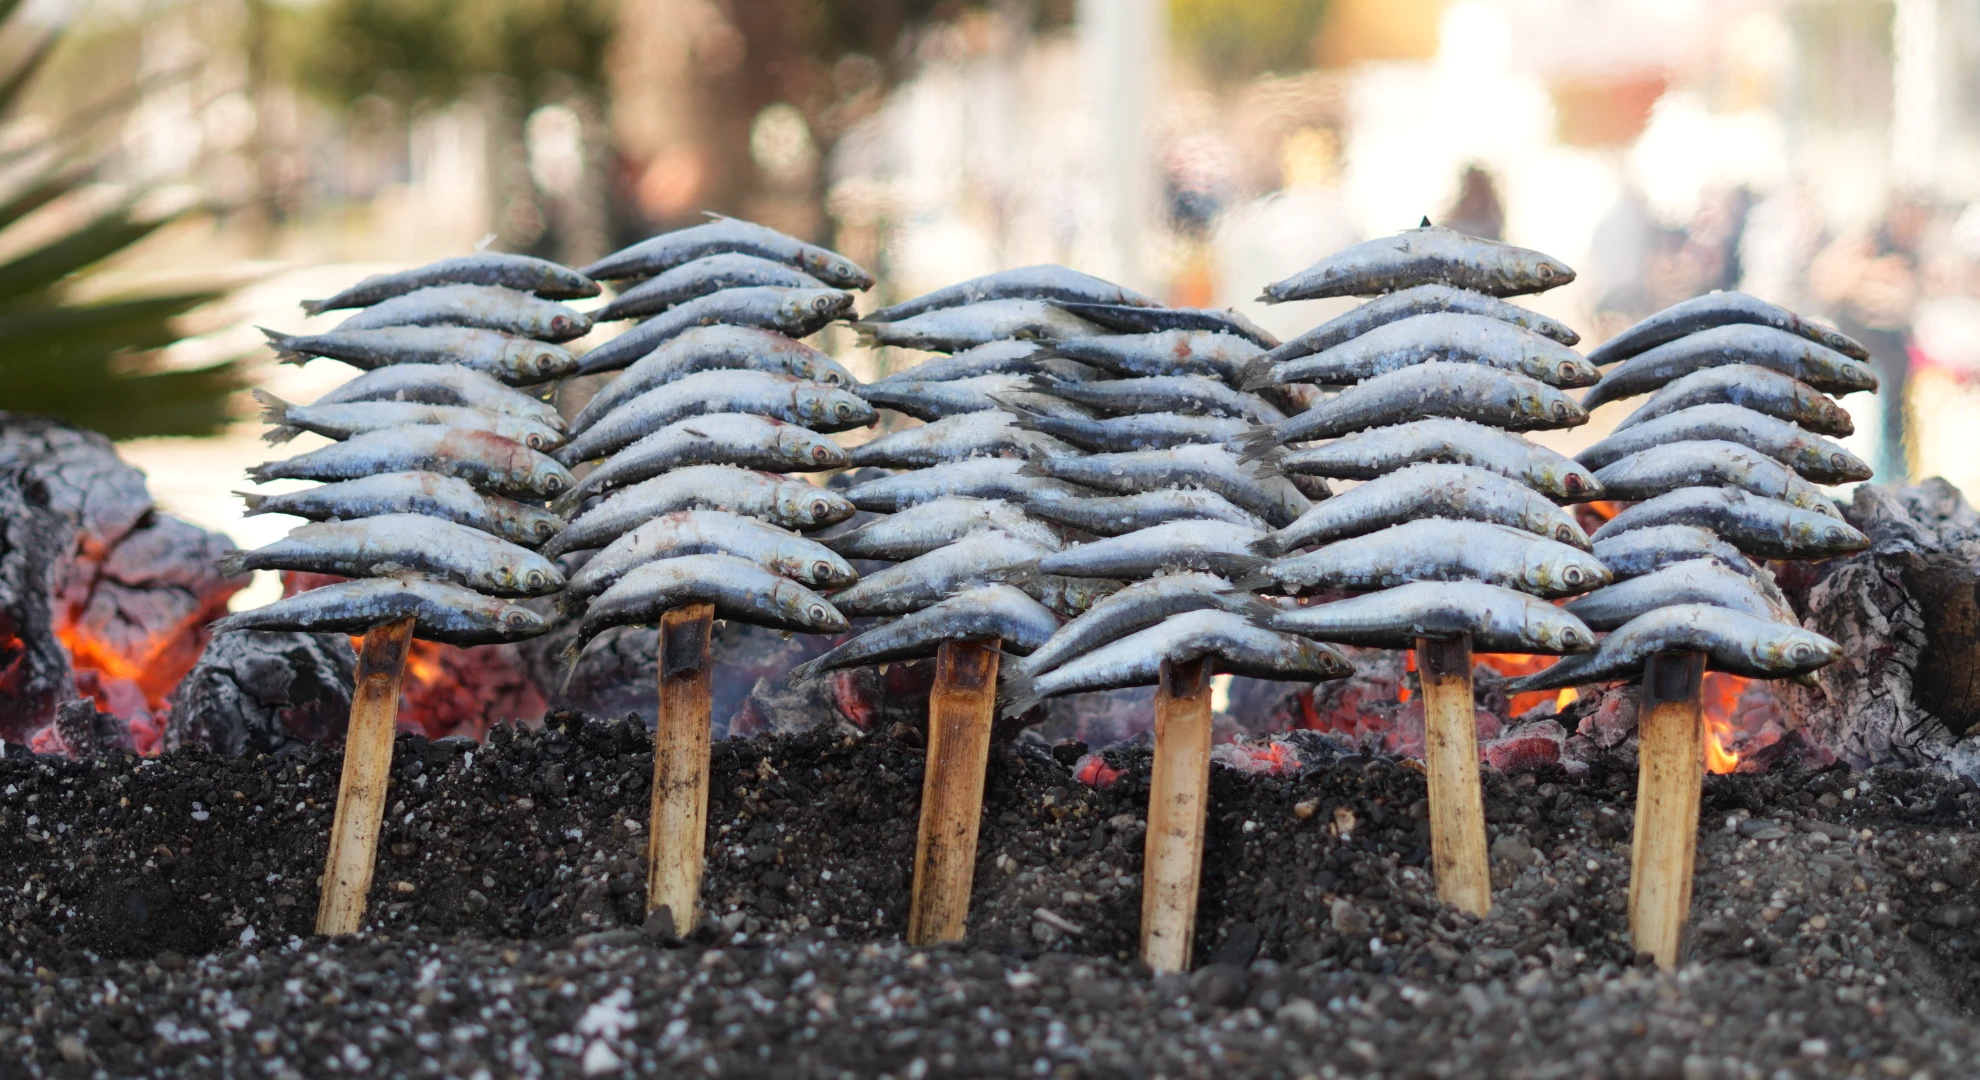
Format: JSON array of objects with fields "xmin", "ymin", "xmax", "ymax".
[
  {"xmin": 1776, "ymin": 479, "xmax": 1980, "ymax": 768},
  {"xmin": 0, "ymin": 463, "xmax": 78, "ymax": 742},
  {"xmin": 164, "ymin": 631, "xmax": 356, "ymax": 756}
]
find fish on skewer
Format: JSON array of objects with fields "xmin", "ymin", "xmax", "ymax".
[
  {"xmin": 1025, "ymin": 488, "xmax": 1269, "ymax": 535},
  {"xmin": 1048, "ymin": 302, "xmax": 1280, "ymax": 349},
  {"xmin": 249, "ymin": 425, "xmax": 574, "ymax": 500},
  {"xmin": 571, "ymin": 326, "xmax": 858, "ymax": 433},
  {"xmin": 870, "ymin": 340, "xmax": 1070, "ymax": 384},
  {"xmin": 1576, "ymin": 404, "xmax": 1872, "ymax": 484},
  {"xmin": 332, "ymin": 284, "xmax": 592, "ymax": 340},
  {"xmin": 556, "ymin": 371, "xmax": 874, "ymax": 464},
  {"xmin": 1587, "ymin": 290, "xmax": 1870, "ymax": 366},
  {"xmin": 1242, "ymin": 519, "xmax": 1609, "ymax": 598},
  {"xmin": 211, "ymin": 575, "xmax": 547, "ymax": 645},
  {"xmin": 1613, "ymin": 365, "xmax": 1855, "ymax": 438},
  {"xmin": 1253, "ymin": 283, "xmax": 1580, "ymax": 369},
  {"xmin": 1266, "ymin": 418, "xmax": 1601, "ymax": 502},
  {"xmin": 1001, "ymin": 405, "xmax": 1251, "ymax": 453},
  {"xmin": 562, "ymin": 510, "xmax": 854, "ymax": 609},
  {"xmin": 847, "ymin": 411, "xmax": 1077, "ymax": 469},
  {"xmin": 253, "ymin": 391, "xmax": 565, "ymax": 451},
  {"xmin": 301, "ymin": 253, "xmax": 599, "ymax": 314},
  {"xmin": 573, "ymin": 287, "xmax": 857, "ymax": 375},
  {"xmin": 562, "ymin": 554, "xmax": 849, "ymax": 669},
  {"xmin": 1260, "ymin": 223, "xmax": 1575, "ymax": 302},
  {"xmin": 787, "ymin": 585, "xmax": 1062, "ymax": 683},
  {"xmin": 1590, "ymin": 525, "xmax": 1788, "ymax": 601},
  {"xmin": 581, "ymin": 214, "xmax": 875, "ymax": 288},
  {"xmin": 1590, "ymin": 440, "xmax": 1840, "ymax": 516},
  {"xmin": 1026, "ymin": 374, "xmax": 1285, "ymax": 422},
  {"xmin": 262, "ymin": 326, "xmax": 577, "ymax": 385},
  {"xmin": 593, "ymin": 253, "xmax": 827, "ymax": 321},
  {"xmin": 861, "ymin": 375, "xmax": 1094, "ymax": 422},
  {"xmin": 999, "ymin": 609, "xmax": 1352, "ymax": 716},
  {"xmin": 1044, "ymin": 331, "xmax": 1261, "ymax": 384},
  {"xmin": 1016, "ymin": 520, "xmax": 1268, "ymax": 581},
  {"xmin": 299, "ymin": 363, "xmax": 566, "ymax": 429},
  {"xmin": 1255, "ymin": 463, "xmax": 1590, "ymax": 555},
  {"xmin": 1501, "ymin": 605, "xmax": 1839, "ymax": 692},
  {"xmin": 1240, "ymin": 362, "xmax": 1588, "ymax": 457},
  {"xmin": 862, "ymin": 265, "xmax": 1154, "ymax": 322},
  {"xmin": 842, "ymin": 457, "xmax": 1096, "ymax": 513},
  {"xmin": 546, "ymin": 466, "xmax": 853, "ymax": 558},
  {"xmin": 239, "ymin": 472, "xmax": 565, "ymax": 549},
  {"xmin": 1004, "ymin": 573, "xmax": 1269, "ymax": 684},
  {"xmin": 1239, "ymin": 312, "xmax": 1599, "ymax": 391},
  {"xmin": 821, "ymin": 496, "xmax": 1063, "ymax": 561},
  {"xmin": 219, "ymin": 514, "xmax": 563, "ymax": 596},
  {"xmin": 1565, "ymin": 559, "xmax": 1799, "ymax": 630},
  {"xmin": 1263, "ymin": 580, "xmax": 1596, "ymax": 654},
  {"xmin": 1019, "ymin": 443, "xmax": 1310, "ymax": 529},
  {"xmin": 552, "ymin": 414, "xmax": 849, "ymax": 512},
  {"xmin": 853, "ymin": 299, "xmax": 1105, "ymax": 352},
  {"xmin": 824, "ymin": 531, "xmax": 1114, "ymax": 617},
  {"xmin": 1589, "ymin": 487, "xmax": 1869, "ymax": 559},
  {"xmin": 1579, "ymin": 324, "xmax": 1878, "ymax": 410}
]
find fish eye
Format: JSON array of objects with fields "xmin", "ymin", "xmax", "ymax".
[
  {"xmin": 1825, "ymin": 526, "xmax": 1845, "ymax": 543},
  {"xmin": 807, "ymin": 603, "xmax": 829, "ymax": 623},
  {"xmin": 1552, "ymin": 401, "xmax": 1572, "ymax": 419},
  {"xmin": 812, "ymin": 447, "xmax": 831, "ymax": 462},
  {"xmin": 542, "ymin": 475, "xmax": 566, "ymax": 493},
  {"xmin": 813, "ymin": 297, "xmax": 833, "ymax": 313},
  {"xmin": 505, "ymin": 610, "xmax": 530, "ymax": 628},
  {"xmin": 536, "ymin": 521, "xmax": 557, "ymax": 538},
  {"xmin": 1563, "ymin": 566, "xmax": 1584, "ymax": 586},
  {"xmin": 833, "ymin": 262, "xmax": 852, "ymax": 278},
  {"xmin": 1561, "ymin": 629, "xmax": 1584, "ymax": 647},
  {"xmin": 1558, "ymin": 361, "xmax": 1578, "ymax": 380},
  {"xmin": 526, "ymin": 434, "xmax": 547, "ymax": 450},
  {"xmin": 834, "ymin": 402, "xmax": 853, "ymax": 419},
  {"xmin": 1562, "ymin": 473, "xmax": 1583, "ymax": 493},
  {"xmin": 551, "ymin": 316, "xmax": 571, "ymax": 334},
  {"xmin": 1538, "ymin": 264, "xmax": 1555, "ymax": 280},
  {"xmin": 526, "ymin": 570, "xmax": 546, "ymax": 590},
  {"xmin": 813, "ymin": 560, "xmax": 834, "ymax": 580},
  {"xmin": 1557, "ymin": 525, "xmax": 1576, "ymax": 542},
  {"xmin": 1790, "ymin": 642, "xmax": 1815, "ymax": 663},
  {"xmin": 1831, "ymin": 452, "xmax": 1848, "ymax": 470},
  {"xmin": 811, "ymin": 498, "xmax": 831, "ymax": 518}
]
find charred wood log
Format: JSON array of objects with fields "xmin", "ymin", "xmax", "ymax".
[
  {"xmin": 1775, "ymin": 479, "xmax": 1980, "ymax": 769},
  {"xmin": 0, "ymin": 464, "xmax": 79, "ymax": 742},
  {"xmin": 165, "ymin": 631, "xmax": 357, "ymax": 756}
]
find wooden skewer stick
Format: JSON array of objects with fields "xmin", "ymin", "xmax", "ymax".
[
  {"xmin": 317, "ymin": 616, "xmax": 416, "ymax": 936},
  {"xmin": 1141, "ymin": 656, "xmax": 1215, "ymax": 972},
  {"xmin": 1417, "ymin": 634, "xmax": 1492, "ymax": 917},
  {"xmin": 1629, "ymin": 648, "xmax": 1707, "ymax": 969},
  {"xmin": 646, "ymin": 602, "xmax": 716, "ymax": 936},
  {"xmin": 906, "ymin": 638, "xmax": 1002, "ymax": 946}
]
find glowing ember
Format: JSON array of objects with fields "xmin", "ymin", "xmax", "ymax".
[
  {"xmin": 1702, "ymin": 673, "xmax": 1747, "ymax": 774},
  {"xmin": 1556, "ymin": 687, "xmax": 1579, "ymax": 709},
  {"xmin": 1474, "ymin": 652, "xmax": 1560, "ymax": 716}
]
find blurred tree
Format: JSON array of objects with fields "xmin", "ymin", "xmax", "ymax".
[
  {"xmin": 289, "ymin": 0, "xmax": 615, "ymax": 108},
  {"xmin": 0, "ymin": 2, "xmax": 241, "ymax": 439},
  {"xmin": 1171, "ymin": 0, "xmax": 1331, "ymax": 81}
]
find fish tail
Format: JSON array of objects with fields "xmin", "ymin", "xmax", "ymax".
[
  {"xmin": 258, "ymin": 326, "xmax": 306, "ymax": 365},
  {"xmin": 235, "ymin": 490, "xmax": 267, "ymax": 514},
  {"xmin": 851, "ymin": 322, "xmax": 881, "ymax": 347},
  {"xmin": 787, "ymin": 657, "xmax": 825, "ymax": 685},
  {"xmin": 252, "ymin": 388, "xmax": 299, "ymax": 440},
  {"xmin": 1240, "ymin": 597, "xmax": 1284, "ymax": 622},
  {"xmin": 299, "ymin": 299, "xmax": 329, "ymax": 316},
  {"xmin": 215, "ymin": 550, "xmax": 250, "ymax": 578},
  {"xmin": 997, "ymin": 558, "xmax": 1043, "ymax": 586},
  {"xmin": 549, "ymin": 481, "xmax": 591, "ymax": 516},
  {"xmin": 245, "ymin": 463, "xmax": 276, "ymax": 484},
  {"xmin": 1234, "ymin": 425, "xmax": 1284, "ymax": 464},
  {"xmin": 1248, "ymin": 533, "xmax": 1288, "ymax": 557},
  {"xmin": 1232, "ymin": 567, "xmax": 1277, "ymax": 593},
  {"xmin": 1020, "ymin": 374, "xmax": 1060, "ymax": 395},
  {"xmin": 997, "ymin": 668, "xmax": 1042, "ymax": 719},
  {"xmin": 1236, "ymin": 356, "xmax": 1276, "ymax": 392},
  {"xmin": 1222, "ymin": 553, "xmax": 1269, "ymax": 579},
  {"xmin": 1015, "ymin": 460, "xmax": 1050, "ymax": 479},
  {"xmin": 208, "ymin": 612, "xmax": 249, "ymax": 635}
]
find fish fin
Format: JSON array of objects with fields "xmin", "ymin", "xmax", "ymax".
[
  {"xmin": 1015, "ymin": 460, "xmax": 1049, "ymax": 479},
  {"xmin": 234, "ymin": 491, "xmax": 267, "ymax": 514},
  {"xmin": 549, "ymin": 487, "xmax": 586, "ymax": 515},
  {"xmin": 245, "ymin": 464, "xmax": 274, "ymax": 484},
  {"xmin": 215, "ymin": 550, "xmax": 250, "ymax": 577},
  {"xmin": 1248, "ymin": 533, "xmax": 1288, "ymax": 558},
  {"xmin": 1020, "ymin": 374, "xmax": 1060, "ymax": 396},
  {"xmin": 1236, "ymin": 356, "xmax": 1277, "ymax": 392},
  {"xmin": 786, "ymin": 657, "xmax": 824, "ymax": 685},
  {"xmin": 262, "ymin": 427, "xmax": 302, "ymax": 445},
  {"xmin": 1220, "ymin": 553, "xmax": 1268, "ymax": 579},
  {"xmin": 996, "ymin": 558, "xmax": 1043, "ymax": 586},
  {"xmin": 1234, "ymin": 425, "xmax": 1284, "ymax": 463},
  {"xmin": 299, "ymin": 299, "xmax": 330, "ymax": 316},
  {"xmin": 1419, "ymin": 215, "xmax": 1432, "ymax": 227},
  {"xmin": 208, "ymin": 612, "xmax": 249, "ymax": 635},
  {"xmin": 1240, "ymin": 597, "xmax": 1283, "ymax": 622},
  {"xmin": 851, "ymin": 322, "xmax": 881, "ymax": 347},
  {"xmin": 557, "ymin": 644, "xmax": 582, "ymax": 695}
]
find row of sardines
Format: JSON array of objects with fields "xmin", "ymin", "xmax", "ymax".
[{"xmin": 216, "ymin": 212, "xmax": 1868, "ymax": 712}]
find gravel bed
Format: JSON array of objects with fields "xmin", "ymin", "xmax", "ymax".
[{"xmin": 4, "ymin": 715, "xmax": 1979, "ymax": 1078}]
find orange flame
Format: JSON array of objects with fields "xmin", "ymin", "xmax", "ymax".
[{"xmin": 1702, "ymin": 672, "xmax": 1746, "ymax": 773}]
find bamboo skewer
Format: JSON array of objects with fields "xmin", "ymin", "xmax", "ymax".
[
  {"xmin": 645, "ymin": 602, "xmax": 717, "ymax": 936},
  {"xmin": 906, "ymin": 638, "xmax": 1002, "ymax": 946},
  {"xmin": 1629, "ymin": 649, "xmax": 1707, "ymax": 969},
  {"xmin": 1417, "ymin": 634, "xmax": 1492, "ymax": 917},
  {"xmin": 1141, "ymin": 656, "xmax": 1216, "ymax": 972},
  {"xmin": 317, "ymin": 616, "xmax": 416, "ymax": 936}
]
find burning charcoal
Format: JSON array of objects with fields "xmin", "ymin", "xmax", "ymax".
[{"xmin": 0, "ymin": 460, "xmax": 78, "ymax": 742}]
